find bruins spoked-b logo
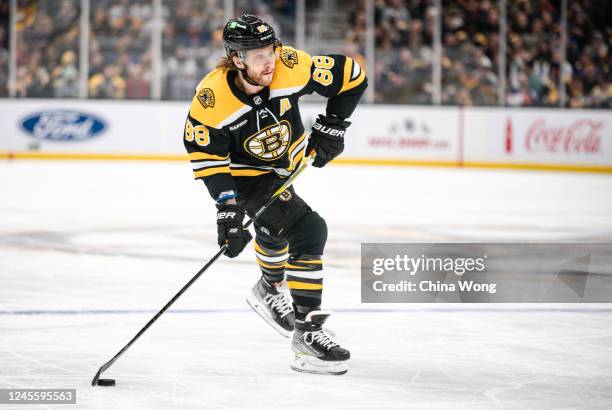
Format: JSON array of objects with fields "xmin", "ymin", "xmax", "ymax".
[
  {"xmin": 244, "ymin": 120, "xmax": 291, "ymax": 161},
  {"xmin": 279, "ymin": 190, "xmax": 292, "ymax": 202},
  {"xmin": 280, "ymin": 48, "xmax": 298, "ymax": 68},
  {"xmin": 197, "ymin": 88, "xmax": 215, "ymax": 108}
]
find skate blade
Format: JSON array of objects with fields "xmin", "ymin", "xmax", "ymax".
[
  {"xmin": 290, "ymin": 354, "xmax": 348, "ymax": 375},
  {"xmin": 246, "ymin": 295, "xmax": 292, "ymax": 339}
]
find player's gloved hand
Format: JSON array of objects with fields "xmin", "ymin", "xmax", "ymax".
[
  {"xmin": 216, "ymin": 204, "xmax": 252, "ymax": 258},
  {"xmin": 306, "ymin": 114, "xmax": 351, "ymax": 168}
]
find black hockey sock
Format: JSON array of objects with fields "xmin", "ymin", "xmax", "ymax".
[
  {"xmin": 286, "ymin": 254, "xmax": 323, "ymax": 320},
  {"xmin": 255, "ymin": 239, "xmax": 288, "ymax": 283},
  {"xmin": 294, "ymin": 304, "xmax": 321, "ymax": 322}
]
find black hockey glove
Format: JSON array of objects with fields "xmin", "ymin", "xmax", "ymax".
[
  {"xmin": 216, "ymin": 204, "xmax": 252, "ymax": 258},
  {"xmin": 306, "ymin": 114, "xmax": 351, "ymax": 168}
]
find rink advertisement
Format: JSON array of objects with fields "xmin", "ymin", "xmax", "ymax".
[
  {"xmin": 312, "ymin": 105, "xmax": 460, "ymax": 161},
  {"xmin": 20, "ymin": 110, "xmax": 107, "ymax": 142},
  {"xmin": 361, "ymin": 243, "xmax": 612, "ymax": 303},
  {"xmin": 1, "ymin": 100, "xmax": 611, "ymax": 172},
  {"xmin": 0, "ymin": 99, "xmax": 189, "ymax": 155},
  {"xmin": 463, "ymin": 108, "xmax": 612, "ymax": 169}
]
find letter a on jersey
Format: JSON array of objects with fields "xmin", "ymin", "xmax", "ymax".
[{"xmin": 279, "ymin": 98, "xmax": 292, "ymax": 117}]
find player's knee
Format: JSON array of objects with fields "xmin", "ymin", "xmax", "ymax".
[
  {"xmin": 254, "ymin": 225, "xmax": 287, "ymax": 253},
  {"xmin": 287, "ymin": 211, "xmax": 327, "ymax": 255}
]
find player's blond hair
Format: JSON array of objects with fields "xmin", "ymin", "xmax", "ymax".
[{"xmin": 216, "ymin": 53, "xmax": 238, "ymax": 71}]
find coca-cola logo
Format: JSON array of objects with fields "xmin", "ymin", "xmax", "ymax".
[
  {"xmin": 525, "ymin": 118, "xmax": 602, "ymax": 154},
  {"xmin": 20, "ymin": 110, "xmax": 107, "ymax": 142}
]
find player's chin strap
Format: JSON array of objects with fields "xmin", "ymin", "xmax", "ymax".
[
  {"xmin": 235, "ymin": 50, "xmax": 264, "ymax": 87},
  {"xmin": 240, "ymin": 67, "xmax": 262, "ymax": 86}
]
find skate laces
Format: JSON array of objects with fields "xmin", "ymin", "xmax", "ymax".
[
  {"xmin": 304, "ymin": 329, "xmax": 339, "ymax": 350},
  {"xmin": 263, "ymin": 293, "xmax": 293, "ymax": 318}
]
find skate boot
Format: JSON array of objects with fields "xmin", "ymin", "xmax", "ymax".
[
  {"xmin": 247, "ymin": 277, "xmax": 295, "ymax": 338},
  {"xmin": 291, "ymin": 310, "xmax": 350, "ymax": 375}
]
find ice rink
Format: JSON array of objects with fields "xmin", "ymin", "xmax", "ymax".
[{"xmin": 1, "ymin": 160, "xmax": 612, "ymax": 409}]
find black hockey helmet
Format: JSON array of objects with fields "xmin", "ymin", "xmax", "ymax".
[{"xmin": 223, "ymin": 14, "xmax": 281, "ymax": 58}]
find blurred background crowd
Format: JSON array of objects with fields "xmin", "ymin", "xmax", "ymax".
[
  {"xmin": 346, "ymin": 0, "xmax": 610, "ymax": 106},
  {"xmin": 0, "ymin": 0, "xmax": 609, "ymax": 107}
]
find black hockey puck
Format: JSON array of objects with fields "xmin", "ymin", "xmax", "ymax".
[{"xmin": 97, "ymin": 378, "xmax": 116, "ymax": 386}]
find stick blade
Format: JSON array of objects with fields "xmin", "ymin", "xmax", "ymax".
[{"xmin": 91, "ymin": 368, "xmax": 102, "ymax": 386}]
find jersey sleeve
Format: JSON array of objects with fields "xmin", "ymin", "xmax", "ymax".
[
  {"xmin": 184, "ymin": 98, "xmax": 236, "ymax": 201},
  {"xmin": 302, "ymin": 54, "xmax": 368, "ymax": 119}
]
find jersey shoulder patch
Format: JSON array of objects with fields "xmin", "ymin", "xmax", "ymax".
[
  {"xmin": 270, "ymin": 46, "xmax": 313, "ymax": 97},
  {"xmin": 196, "ymin": 87, "xmax": 215, "ymax": 109},
  {"xmin": 280, "ymin": 47, "xmax": 300, "ymax": 68},
  {"xmin": 190, "ymin": 69, "xmax": 248, "ymax": 129}
]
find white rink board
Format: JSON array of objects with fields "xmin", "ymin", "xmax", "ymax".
[
  {"xmin": 0, "ymin": 99, "xmax": 190, "ymax": 154},
  {"xmin": 311, "ymin": 104, "xmax": 460, "ymax": 161},
  {"xmin": 0, "ymin": 100, "xmax": 459, "ymax": 161},
  {"xmin": 1, "ymin": 99, "xmax": 611, "ymax": 169},
  {"xmin": 463, "ymin": 107, "xmax": 612, "ymax": 166}
]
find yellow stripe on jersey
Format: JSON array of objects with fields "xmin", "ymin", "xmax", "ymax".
[
  {"xmin": 230, "ymin": 168, "xmax": 271, "ymax": 177},
  {"xmin": 189, "ymin": 152, "xmax": 229, "ymax": 161},
  {"xmin": 194, "ymin": 166, "xmax": 230, "ymax": 178},
  {"xmin": 292, "ymin": 150, "xmax": 305, "ymax": 167},
  {"xmin": 255, "ymin": 242, "xmax": 289, "ymax": 256},
  {"xmin": 285, "ymin": 263, "xmax": 316, "ymax": 270},
  {"xmin": 270, "ymin": 46, "xmax": 313, "ymax": 92},
  {"xmin": 287, "ymin": 132, "xmax": 306, "ymax": 171},
  {"xmin": 292, "ymin": 260, "xmax": 323, "ymax": 265},
  {"xmin": 190, "ymin": 69, "xmax": 247, "ymax": 129},
  {"xmin": 254, "ymin": 242, "xmax": 271, "ymax": 256},
  {"xmin": 288, "ymin": 132, "xmax": 306, "ymax": 155},
  {"xmin": 287, "ymin": 281, "xmax": 323, "ymax": 290},
  {"xmin": 339, "ymin": 56, "xmax": 366, "ymax": 94}
]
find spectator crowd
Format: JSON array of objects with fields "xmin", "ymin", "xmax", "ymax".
[
  {"xmin": 2, "ymin": 0, "xmax": 609, "ymax": 108},
  {"xmin": 13, "ymin": 0, "xmax": 80, "ymax": 98},
  {"xmin": 0, "ymin": 1, "xmax": 9, "ymax": 97},
  {"xmin": 88, "ymin": 0, "xmax": 153, "ymax": 99},
  {"xmin": 161, "ymin": 0, "xmax": 225, "ymax": 100},
  {"xmin": 346, "ymin": 0, "xmax": 610, "ymax": 107},
  {"xmin": 162, "ymin": 0, "xmax": 292, "ymax": 100},
  {"xmin": 565, "ymin": 0, "xmax": 610, "ymax": 108}
]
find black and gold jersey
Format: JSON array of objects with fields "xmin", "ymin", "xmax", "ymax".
[{"xmin": 183, "ymin": 46, "xmax": 367, "ymax": 201}]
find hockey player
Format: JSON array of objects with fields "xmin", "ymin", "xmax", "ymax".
[{"xmin": 183, "ymin": 14, "xmax": 367, "ymax": 375}]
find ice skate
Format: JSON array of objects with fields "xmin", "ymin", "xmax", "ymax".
[
  {"xmin": 247, "ymin": 277, "xmax": 295, "ymax": 338},
  {"xmin": 291, "ymin": 310, "xmax": 349, "ymax": 375}
]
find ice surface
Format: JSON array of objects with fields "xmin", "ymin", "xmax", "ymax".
[{"xmin": 1, "ymin": 161, "xmax": 612, "ymax": 409}]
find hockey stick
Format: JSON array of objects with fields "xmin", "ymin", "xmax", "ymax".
[{"xmin": 91, "ymin": 153, "xmax": 316, "ymax": 386}]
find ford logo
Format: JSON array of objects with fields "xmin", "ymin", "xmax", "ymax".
[{"xmin": 20, "ymin": 110, "xmax": 107, "ymax": 141}]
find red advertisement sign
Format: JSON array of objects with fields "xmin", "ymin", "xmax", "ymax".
[{"xmin": 506, "ymin": 117, "xmax": 603, "ymax": 155}]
